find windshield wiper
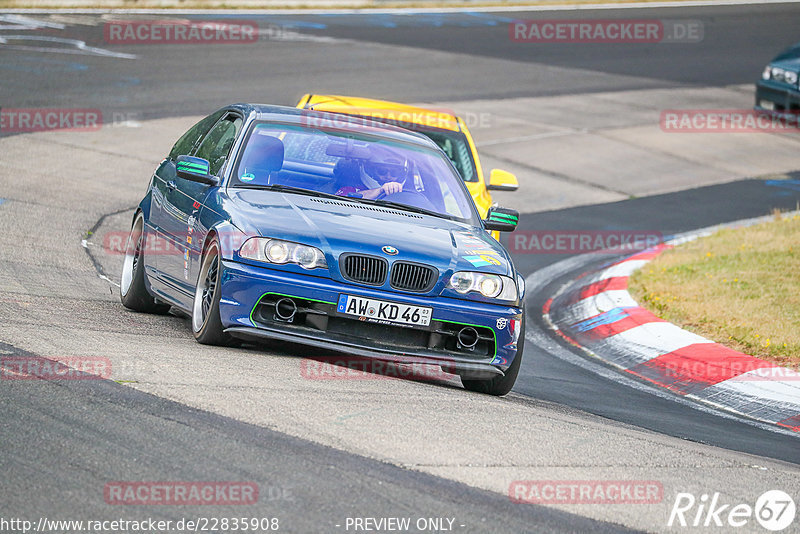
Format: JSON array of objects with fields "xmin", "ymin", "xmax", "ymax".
[
  {"xmin": 234, "ymin": 184, "xmax": 455, "ymax": 220},
  {"xmin": 233, "ymin": 183, "xmax": 342, "ymax": 200},
  {"xmin": 355, "ymin": 197, "xmax": 450, "ymax": 220}
]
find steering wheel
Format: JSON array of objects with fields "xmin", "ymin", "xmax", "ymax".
[
  {"xmin": 377, "ymin": 190, "xmax": 438, "ymax": 212},
  {"xmin": 375, "ymin": 185, "xmax": 416, "ymax": 200}
]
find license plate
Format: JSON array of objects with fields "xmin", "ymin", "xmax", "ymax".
[{"xmin": 337, "ymin": 294, "xmax": 432, "ymax": 327}]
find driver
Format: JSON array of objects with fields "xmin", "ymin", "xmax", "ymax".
[{"xmin": 335, "ymin": 153, "xmax": 408, "ymax": 199}]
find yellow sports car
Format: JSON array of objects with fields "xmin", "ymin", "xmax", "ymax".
[{"xmin": 296, "ymin": 94, "xmax": 519, "ymax": 240}]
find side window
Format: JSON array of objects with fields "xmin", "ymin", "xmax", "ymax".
[
  {"xmin": 168, "ymin": 110, "xmax": 226, "ymax": 160},
  {"xmin": 424, "ymin": 131, "xmax": 476, "ymax": 182},
  {"xmin": 454, "ymin": 140, "xmax": 474, "ymax": 182},
  {"xmin": 194, "ymin": 115, "xmax": 244, "ymax": 176}
]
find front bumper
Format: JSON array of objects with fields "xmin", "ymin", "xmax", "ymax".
[
  {"xmin": 755, "ymin": 80, "xmax": 800, "ymax": 113},
  {"xmin": 218, "ymin": 260, "xmax": 523, "ymax": 379}
]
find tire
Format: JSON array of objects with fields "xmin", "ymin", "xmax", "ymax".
[
  {"xmin": 192, "ymin": 237, "xmax": 234, "ymax": 346},
  {"xmin": 462, "ymin": 315, "xmax": 525, "ymax": 396},
  {"xmin": 120, "ymin": 213, "xmax": 170, "ymax": 314}
]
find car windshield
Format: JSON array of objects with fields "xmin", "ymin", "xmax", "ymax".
[
  {"xmin": 343, "ymin": 115, "xmax": 479, "ymax": 183},
  {"xmin": 231, "ymin": 121, "xmax": 478, "ymax": 222}
]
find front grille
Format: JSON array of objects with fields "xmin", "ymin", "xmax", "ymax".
[
  {"xmin": 250, "ymin": 297, "xmax": 495, "ymax": 360},
  {"xmin": 390, "ymin": 262, "xmax": 438, "ymax": 292},
  {"xmin": 341, "ymin": 254, "xmax": 388, "ymax": 286}
]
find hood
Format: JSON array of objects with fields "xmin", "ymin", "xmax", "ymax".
[
  {"xmin": 226, "ymin": 189, "xmax": 512, "ymax": 280},
  {"xmin": 770, "ymin": 57, "xmax": 800, "ymax": 72},
  {"xmin": 772, "ymin": 42, "xmax": 800, "ymax": 63}
]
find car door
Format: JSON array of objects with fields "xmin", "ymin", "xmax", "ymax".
[
  {"xmin": 159, "ymin": 112, "xmax": 244, "ymax": 296},
  {"xmin": 150, "ymin": 110, "xmax": 225, "ymax": 287}
]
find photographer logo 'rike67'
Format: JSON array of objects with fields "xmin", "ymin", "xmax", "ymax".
[{"xmin": 668, "ymin": 490, "xmax": 796, "ymax": 531}]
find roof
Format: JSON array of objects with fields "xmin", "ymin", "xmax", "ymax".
[
  {"xmin": 299, "ymin": 95, "xmax": 462, "ymax": 133},
  {"xmin": 225, "ymin": 103, "xmax": 439, "ymax": 149}
]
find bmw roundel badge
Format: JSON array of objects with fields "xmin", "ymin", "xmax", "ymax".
[{"xmin": 382, "ymin": 245, "xmax": 399, "ymax": 255}]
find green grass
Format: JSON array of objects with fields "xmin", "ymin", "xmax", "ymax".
[{"xmin": 629, "ymin": 212, "xmax": 800, "ymax": 367}]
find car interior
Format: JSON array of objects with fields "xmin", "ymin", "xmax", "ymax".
[{"xmin": 233, "ymin": 130, "xmax": 454, "ymax": 216}]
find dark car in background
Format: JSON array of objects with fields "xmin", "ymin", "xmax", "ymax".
[{"xmin": 756, "ymin": 41, "xmax": 800, "ymax": 115}]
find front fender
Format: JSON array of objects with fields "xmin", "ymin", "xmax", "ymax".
[
  {"xmin": 205, "ymin": 220, "xmax": 247, "ymax": 262},
  {"xmin": 136, "ymin": 193, "xmax": 152, "ymax": 224}
]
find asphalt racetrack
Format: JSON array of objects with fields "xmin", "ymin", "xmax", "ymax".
[{"xmin": 1, "ymin": 3, "xmax": 800, "ymax": 532}]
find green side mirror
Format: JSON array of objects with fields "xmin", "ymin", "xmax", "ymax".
[
  {"xmin": 484, "ymin": 206, "xmax": 519, "ymax": 232},
  {"xmin": 176, "ymin": 156, "xmax": 218, "ymax": 186}
]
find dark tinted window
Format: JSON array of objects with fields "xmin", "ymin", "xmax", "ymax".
[
  {"xmin": 423, "ymin": 130, "xmax": 477, "ymax": 182},
  {"xmin": 345, "ymin": 115, "xmax": 478, "ymax": 183},
  {"xmin": 195, "ymin": 115, "xmax": 243, "ymax": 176},
  {"xmin": 168, "ymin": 110, "xmax": 225, "ymax": 160}
]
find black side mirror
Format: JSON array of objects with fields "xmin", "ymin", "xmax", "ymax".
[
  {"xmin": 484, "ymin": 206, "xmax": 519, "ymax": 232},
  {"xmin": 176, "ymin": 156, "xmax": 219, "ymax": 186}
]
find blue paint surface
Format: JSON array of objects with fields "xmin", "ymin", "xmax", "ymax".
[
  {"xmin": 115, "ymin": 76, "xmax": 141, "ymax": 87},
  {"xmin": 0, "ymin": 56, "xmax": 88, "ymax": 74},
  {"xmin": 0, "ymin": 199, "xmax": 6, "ymax": 207},
  {"xmin": 766, "ymin": 179, "xmax": 800, "ymax": 192}
]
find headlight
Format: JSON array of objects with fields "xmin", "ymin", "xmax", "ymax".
[
  {"xmin": 266, "ymin": 241, "xmax": 290, "ymax": 263},
  {"xmin": 770, "ymin": 67, "xmax": 799, "ymax": 85},
  {"xmin": 240, "ymin": 238, "xmax": 327, "ymax": 269},
  {"xmin": 450, "ymin": 272, "xmax": 476, "ymax": 294},
  {"xmin": 292, "ymin": 245, "xmax": 320, "ymax": 268},
  {"xmin": 448, "ymin": 271, "xmax": 518, "ymax": 301},
  {"xmin": 479, "ymin": 276, "xmax": 502, "ymax": 298},
  {"xmin": 762, "ymin": 65, "xmax": 772, "ymax": 80}
]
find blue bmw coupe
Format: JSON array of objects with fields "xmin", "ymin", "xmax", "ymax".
[{"xmin": 121, "ymin": 104, "xmax": 525, "ymax": 395}]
